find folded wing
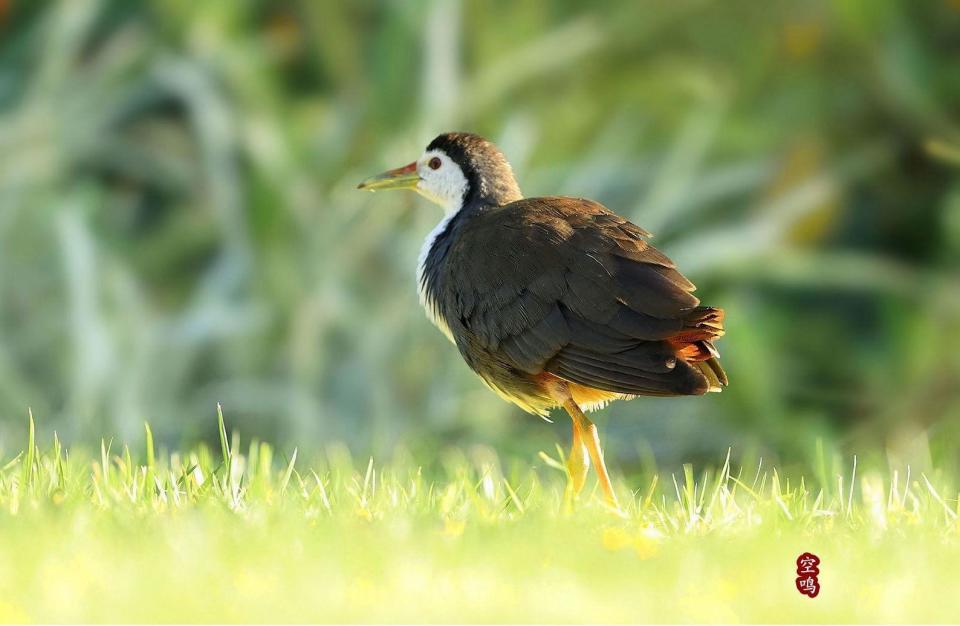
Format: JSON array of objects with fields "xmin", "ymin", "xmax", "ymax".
[{"xmin": 441, "ymin": 196, "xmax": 727, "ymax": 398}]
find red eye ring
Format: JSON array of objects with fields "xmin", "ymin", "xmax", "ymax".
[{"xmin": 428, "ymin": 157, "xmax": 442, "ymax": 170}]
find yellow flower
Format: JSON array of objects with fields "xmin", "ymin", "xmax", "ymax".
[
  {"xmin": 354, "ymin": 507, "xmax": 373, "ymax": 521},
  {"xmin": 601, "ymin": 526, "xmax": 663, "ymax": 559},
  {"xmin": 443, "ymin": 518, "xmax": 465, "ymax": 538},
  {"xmin": 601, "ymin": 527, "xmax": 632, "ymax": 551}
]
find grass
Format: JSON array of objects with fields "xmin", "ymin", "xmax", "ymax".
[{"xmin": 1, "ymin": 410, "xmax": 958, "ymax": 623}]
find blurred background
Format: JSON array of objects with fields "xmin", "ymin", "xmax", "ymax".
[{"xmin": 0, "ymin": 0, "xmax": 958, "ymax": 472}]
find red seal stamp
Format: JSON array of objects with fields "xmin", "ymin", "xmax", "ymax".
[{"xmin": 795, "ymin": 552, "xmax": 820, "ymax": 598}]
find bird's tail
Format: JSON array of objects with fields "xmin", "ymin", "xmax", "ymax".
[{"xmin": 669, "ymin": 306, "xmax": 728, "ymax": 392}]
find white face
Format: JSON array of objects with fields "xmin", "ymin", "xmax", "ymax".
[{"xmin": 415, "ymin": 149, "xmax": 468, "ymax": 213}]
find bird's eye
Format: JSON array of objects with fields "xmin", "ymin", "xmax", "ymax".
[{"xmin": 428, "ymin": 157, "xmax": 442, "ymax": 170}]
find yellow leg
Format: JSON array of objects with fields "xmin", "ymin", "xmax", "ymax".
[
  {"xmin": 547, "ymin": 380, "xmax": 621, "ymax": 512},
  {"xmin": 564, "ymin": 420, "xmax": 589, "ymax": 511},
  {"xmin": 565, "ymin": 398, "xmax": 620, "ymax": 510}
]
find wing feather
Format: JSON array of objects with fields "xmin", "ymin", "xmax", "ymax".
[{"xmin": 439, "ymin": 196, "xmax": 725, "ymax": 399}]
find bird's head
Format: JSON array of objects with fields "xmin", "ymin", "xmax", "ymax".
[{"xmin": 358, "ymin": 132, "xmax": 522, "ymax": 212}]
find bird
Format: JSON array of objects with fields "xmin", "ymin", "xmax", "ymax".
[{"xmin": 358, "ymin": 132, "xmax": 726, "ymax": 511}]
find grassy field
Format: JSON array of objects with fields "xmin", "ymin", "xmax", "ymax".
[{"xmin": 0, "ymin": 411, "xmax": 955, "ymax": 623}]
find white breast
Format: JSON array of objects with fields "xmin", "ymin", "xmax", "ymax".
[{"xmin": 416, "ymin": 213, "xmax": 456, "ymax": 343}]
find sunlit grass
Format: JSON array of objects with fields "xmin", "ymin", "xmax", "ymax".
[{"xmin": 0, "ymin": 409, "xmax": 956, "ymax": 623}]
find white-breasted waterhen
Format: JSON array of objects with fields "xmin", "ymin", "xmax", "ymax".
[{"xmin": 358, "ymin": 132, "xmax": 727, "ymax": 511}]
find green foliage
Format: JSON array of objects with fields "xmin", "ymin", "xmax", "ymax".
[
  {"xmin": 0, "ymin": 1, "xmax": 958, "ymax": 464},
  {"xmin": 0, "ymin": 414, "xmax": 958, "ymax": 621}
]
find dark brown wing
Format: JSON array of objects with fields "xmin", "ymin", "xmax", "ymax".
[{"xmin": 440, "ymin": 196, "xmax": 726, "ymax": 398}]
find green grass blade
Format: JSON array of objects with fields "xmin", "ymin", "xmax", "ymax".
[
  {"xmin": 280, "ymin": 448, "xmax": 298, "ymax": 495},
  {"xmin": 216, "ymin": 403, "xmax": 230, "ymax": 478},
  {"xmin": 144, "ymin": 422, "xmax": 155, "ymax": 471},
  {"xmin": 22, "ymin": 409, "xmax": 35, "ymax": 488}
]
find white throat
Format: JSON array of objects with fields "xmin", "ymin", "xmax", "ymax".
[{"xmin": 413, "ymin": 149, "xmax": 469, "ymax": 212}]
